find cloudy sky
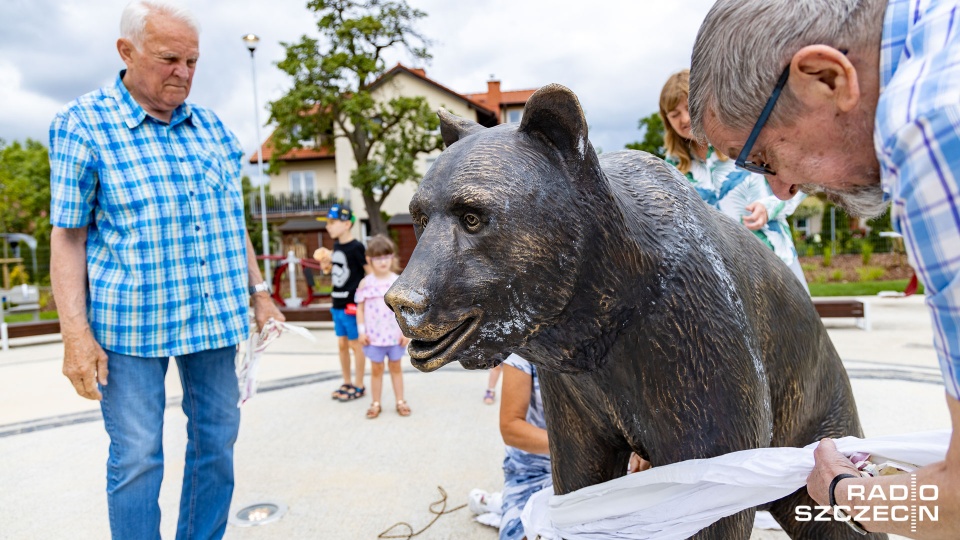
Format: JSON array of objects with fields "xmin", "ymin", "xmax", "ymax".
[{"xmin": 0, "ymin": 0, "xmax": 715, "ymax": 165}]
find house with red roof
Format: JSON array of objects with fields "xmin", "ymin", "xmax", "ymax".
[{"xmin": 248, "ymin": 64, "xmax": 538, "ymax": 265}]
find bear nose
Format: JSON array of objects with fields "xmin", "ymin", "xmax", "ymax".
[{"xmin": 384, "ymin": 284, "xmax": 428, "ymax": 330}]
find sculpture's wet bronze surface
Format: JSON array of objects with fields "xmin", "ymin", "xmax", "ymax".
[{"xmin": 385, "ymin": 84, "xmax": 883, "ymax": 539}]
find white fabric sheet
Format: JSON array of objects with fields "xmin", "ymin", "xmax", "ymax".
[{"xmin": 522, "ymin": 430, "xmax": 950, "ymax": 540}]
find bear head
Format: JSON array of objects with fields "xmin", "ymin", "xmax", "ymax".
[{"xmin": 385, "ymin": 84, "xmax": 615, "ymax": 372}]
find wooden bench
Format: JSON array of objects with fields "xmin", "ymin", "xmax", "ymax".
[
  {"xmin": 812, "ymin": 299, "xmax": 870, "ymax": 331},
  {"xmin": 278, "ymin": 306, "xmax": 333, "ymax": 322},
  {"xmin": 0, "ymin": 320, "xmax": 61, "ymax": 351}
]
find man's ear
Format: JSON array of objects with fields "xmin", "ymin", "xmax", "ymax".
[
  {"xmin": 789, "ymin": 45, "xmax": 860, "ymax": 113},
  {"xmin": 518, "ymin": 83, "xmax": 590, "ymax": 160},
  {"xmin": 437, "ymin": 109, "xmax": 484, "ymax": 148},
  {"xmin": 117, "ymin": 38, "xmax": 135, "ymax": 66}
]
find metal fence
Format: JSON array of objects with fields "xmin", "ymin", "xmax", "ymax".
[{"xmin": 248, "ymin": 192, "xmax": 340, "ymax": 219}]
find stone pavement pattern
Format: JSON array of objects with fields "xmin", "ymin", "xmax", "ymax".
[{"xmin": 0, "ymin": 295, "xmax": 948, "ymax": 539}]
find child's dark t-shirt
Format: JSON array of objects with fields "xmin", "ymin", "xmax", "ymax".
[{"xmin": 330, "ymin": 239, "xmax": 366, "ymax": 309}]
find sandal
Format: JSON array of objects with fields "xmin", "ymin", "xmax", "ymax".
[
  {"xmin": 483, "ymin": 389, "xmax": 495, "ymax": 405},
  {"xmin": 396, "ymin": 399, "xmax": 411, "ymax": 417},
  {"xmin": 366, "ymin": 401, "xmax": 381, "ymax": 419},
  {"xmin": 337, "ymin": 385, "xmax": 365, "ymax": 402},
  {"xmin": 331, "ymin": 384, "xmax": 353, "ymax": 400}
]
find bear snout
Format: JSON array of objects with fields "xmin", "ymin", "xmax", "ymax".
[{"xmin": 384, "ymin": 284, "xmax": 429, "ymax": 335}]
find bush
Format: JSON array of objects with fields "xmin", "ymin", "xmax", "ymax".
[
  {"xmin": 8, "ymin": 265, "xmax": 30, "ymax": 285},
  {"xmin": 856, "ymin": 266, "xmax": 886, "ymax": 281},
  {"xmin": 861, "ymin": 239, "xmax": 874, "ymax": 265},
  {"xmin": 831, "ymin": 269, "xmax": 845, "ymax": 281},
  {"xmin": 822, "ymin": 246, "xmax": 832, "ymax": 267}
]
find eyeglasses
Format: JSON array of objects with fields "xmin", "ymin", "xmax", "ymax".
[
  {"xmin": 735, "ymin": 64, "xmax": 790, "ymax": 176},
  {"xmin": 736, "ymin": 49, "xmax": 847, "ymax": 176}
]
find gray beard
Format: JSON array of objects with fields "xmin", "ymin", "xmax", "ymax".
[{"xmin": 798, "ymin": 182, "xmax": 888, "ymax": 218}]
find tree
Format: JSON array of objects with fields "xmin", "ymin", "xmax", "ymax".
[
  {"xmin": 0, "ymin": 139, "xmax": 52, "ymax": 281},
  {"xmin": 268, "ymin": 0, "xmax": 443, "ymax": 236},
  {"xmin": 625, "ymin": 112, "xmax": 666, "ymax": 159}
]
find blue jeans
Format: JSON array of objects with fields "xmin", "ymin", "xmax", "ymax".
[{"xmin": 99, "ymin": 346, "xmax": 240, "ymax": 540}]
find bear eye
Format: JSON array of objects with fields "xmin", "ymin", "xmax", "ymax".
[{"xmin": 461, "ymin": 213, "xmax": 482, "ymax": 233}]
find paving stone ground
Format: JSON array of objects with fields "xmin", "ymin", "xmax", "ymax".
[{"xmin": 0, "ymin": 295, "xmax": 946, "ymax": 539}]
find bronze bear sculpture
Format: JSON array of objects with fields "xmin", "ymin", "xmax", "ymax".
[{"xmin": 384, "ymin": 84, "xmax": 882, "ymax": 539}]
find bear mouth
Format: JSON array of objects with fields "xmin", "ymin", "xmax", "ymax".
[{"xmin": 407, "ymin": 315, "xmax": 480, "ymax": 372}]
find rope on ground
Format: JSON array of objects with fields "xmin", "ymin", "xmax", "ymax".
[{"xmin": 378, "ymin": 486, "xmax": 468, "ymax": 539}]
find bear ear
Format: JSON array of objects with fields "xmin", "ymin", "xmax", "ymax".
[
  {"xmin": 438, "ymin": 109, "xmax": 484, "ymax": 148},
  {"xmin": 518, "ymin": 84, "xmax": 589, "ymax": 161}
]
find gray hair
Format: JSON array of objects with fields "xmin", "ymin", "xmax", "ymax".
[
  {"xmin": 120, "ymin": 0, "xmax": 200, "ymax": 48},
  {"xmin": 689, "ymin": 0, "xmax": 886, "ymax": 139}
]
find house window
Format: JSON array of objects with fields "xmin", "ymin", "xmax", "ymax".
[
  {"xmin": 795, "ymin": 217, "xmax": 809, "ymax": 236},
  {"xmin": 507, "ymin": 109, "xmax": 522, "ymax": 123},
  {"xmin": 290, "ymin": 171, "xmax": 316, "ymax": 197}
]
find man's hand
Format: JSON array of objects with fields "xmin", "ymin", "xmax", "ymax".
[
  {"xmin": 627, "ymin": 452, "xmax": 652, "ymax": 474},
  {"xmin": 62, "ymin": 329, "xmax": 109, "ymax": 400},
  {"xmin": 806, "ymin": 438, "xmax": 861, "ymax": 506},
  {"xmin": 252, "ymin": 293, "xmax": 285, "ymax": 331},
  {"xmin": 743, "ymin": 202, "xmax": 769, "ymax": 231},
  {"xmin": 359, "ymin": 332, "xmax": 370, "ymax": 346}
]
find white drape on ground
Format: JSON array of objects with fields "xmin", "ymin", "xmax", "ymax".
[{"xmin": 522, "ymin": 430, "xmax": 950, "ymax": 540}]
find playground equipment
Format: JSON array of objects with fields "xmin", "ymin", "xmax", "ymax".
[{"xmin": 257, "ymin": 253, "xmax": 327, "ymax": 308}]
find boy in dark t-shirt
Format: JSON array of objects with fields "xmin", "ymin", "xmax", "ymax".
[{"xmin": 315, "ymin": 204, "xmax": 367, "ymax": 401}]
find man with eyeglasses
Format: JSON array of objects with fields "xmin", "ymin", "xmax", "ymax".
[{"xmin": 690, "ymin": 0, "xmax": 960, "ymax": 538}]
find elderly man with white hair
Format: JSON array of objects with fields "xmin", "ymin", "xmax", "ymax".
[
  {"xmin": 48, "ymin": 1, "xmax": 282, "ymax": 538},
  {"xmin": 690, "ymin": 0, "xmax": 960, "ymax": 538}
]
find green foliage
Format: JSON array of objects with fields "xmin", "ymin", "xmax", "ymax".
[
  {"xmin": 865, "ymin": 206, "xmax": 893, "ymax": 251},
  {"xmin": 242, "ymin": 175, "xmax": 280, "ymax": 257},
  {"xmin": 0, "ymin": 139, "xmax": 52, "ymax": 281},
  {"xmin": 625, "ymin": 112, "xmax": 665, "ymax": 158},
  {"xmin": 268, "ymin": 0, "xmax": 443, "ymax": 235},
  {"xmin": 809, "ymin": 279, "xmax": 924, "ymax": 297},
  {"xmin": 856, "ymin": 266, "xmax": 886, "ymax": 281},
  {"xmin": 822, "ymin": 246, "xmax": 832, "ymax": 267},
  {"xmin": 860, "ymin": 238, "xmax": 874, "ymax": 265},
  {"xmin": 831, "ymin": 269, "xmax": 844, "ymax": 281},
  {"xmin": 8, "ymin": 265, "xmax": 29, "ymax": 285}
]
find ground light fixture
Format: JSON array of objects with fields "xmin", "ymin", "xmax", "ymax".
[{"xmin": 228, "ymin": 500, "xmax": 288, "ymax": 527}]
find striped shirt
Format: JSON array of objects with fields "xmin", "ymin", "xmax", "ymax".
[
  {"xmin": 876, "ymin": 0, "xmax": 960, "ymax": 398},
  {"xmin": 49, "ymin": 71, "xmax": 249, "ymax": 358}
]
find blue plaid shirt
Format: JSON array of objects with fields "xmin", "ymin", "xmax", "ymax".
[
  {"xmin": 876, "ymin": 0, "xmax": 960, "ymax": 398},
  {"xmin": 49, "ymin": 71, "xmax": 249, "ymax": 358}
]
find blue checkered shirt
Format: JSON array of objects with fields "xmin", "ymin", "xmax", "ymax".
[
  {"xmin": 876, "ymin": 0, "xmax": 960, "ymax": 398},
  {"xmin": 49, "ymin": 71, "xmax": 249, "ymax": 358}
]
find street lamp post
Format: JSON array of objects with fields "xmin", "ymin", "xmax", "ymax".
[{"xmin": 243, "ymin": 33, "xmax": 271, "ymax": 285}]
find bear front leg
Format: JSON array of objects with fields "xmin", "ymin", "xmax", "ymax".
[{"xmin": 538, "ymin": 370, "xmax": 632, "ymax": 494}]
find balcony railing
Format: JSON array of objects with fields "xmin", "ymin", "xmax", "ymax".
[{"xmin": 249, "ymin": 192, "xmax": 340, "ymax": 219}]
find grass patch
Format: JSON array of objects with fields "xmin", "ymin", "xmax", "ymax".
[
  {"xmin": 3, "ymin": 311, "xmax": 59, "ymax": 324},
  {"xmin": 809, "ymin": 279, "xmax": 924, "ymax": 297}
]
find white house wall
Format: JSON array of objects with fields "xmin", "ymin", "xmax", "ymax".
[
  {"xmin": 334, "ymin": 72, "xmax": 480, "ymax": 220},
  {"xmin": 268, "ymin": 160, "xmax": 337, "ymax": 197}
]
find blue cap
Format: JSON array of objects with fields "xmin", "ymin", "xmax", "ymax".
[{"xmin": 326, "ymin": 204, "xmax": 354, "ymax": 222}]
